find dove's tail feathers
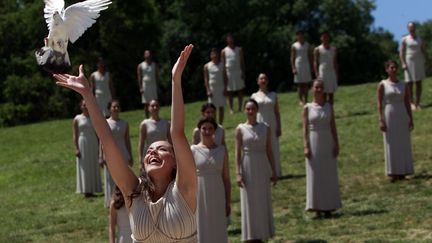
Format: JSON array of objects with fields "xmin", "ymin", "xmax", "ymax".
[{"xmin": 65, "ymin": 51, "xmax": 71, "ymax": 67}]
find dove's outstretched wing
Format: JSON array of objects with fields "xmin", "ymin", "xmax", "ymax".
[
  {"xmin": 63, "ymin": 0, "xmax": 112, "ymax": 43},
  {"xmin": 43, "ymin": 0, "xmax": 65, "ymax": 30}
]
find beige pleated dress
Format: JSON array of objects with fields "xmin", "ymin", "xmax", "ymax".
[
  {"xmin": 381, "ymin": 80, "xmax": 414, "ymax": 175},
  {"xmin": 223, "ymin": 46, "xmax": 245, "ymax": 92},
  {"xmin": 205, "ymin": 61, "xmax": 226, "ymax": 107},
  {"xmin": 237, "ymin": 123, "xmax": 274, "ymax": 241},
  {"xmin": 92, "ymin": 71, "xmax": 112, "ymax": 117},
  {"xmin": 251, "ymin": 91, "xmax": 282, "ymax": 177},
  {"xmin": 305, "ymin": 103, "xmax": 342, "ymax": 211},
  {"xmin": 140, "ymin": 118, "xmax": 170, "ymax": 155},
  {"xmin": 104, "ymin": 118, "xmax": 131, "ymax": 208},
  {"xmin": 129, "ymin": 182, "xmax": 197, "ymax": 243},
  {"xmin": 316, "ymin": 45, "xmax": 338, "ymax": 93},
  {"xmin": 116, "ymin": 206, "xmax": 133, "ymax": 243},
  {"xmin": 401, "ymin": 35, "xmax": 426, "ymax": 82},
  {"xmin": 74, "ymin": 114, "xmax": 102, "ymax": 194},
  {"xmin": 192, "ymin": 145, "xmax": 228, "ymax": 243},
  {"xmin": 292, "ymin": 41, "xmax": 312, "ymax": 83},
  {"xmin": 139, "ymin": 61, "xmax": 158, "ymax": 103}
]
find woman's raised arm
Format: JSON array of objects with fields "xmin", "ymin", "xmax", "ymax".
[{"xmin": 53, "ymin": 66, "xmax": 138, "ymax": 198}]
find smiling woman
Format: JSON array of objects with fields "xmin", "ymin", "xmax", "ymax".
[{"xmin": 53, "ymin": 44, "xmax": 197, "ymax": 243}]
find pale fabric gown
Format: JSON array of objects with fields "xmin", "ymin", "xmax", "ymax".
[
  {"xmin": 104, "ymin": 118, "xmax": 131, "ymax": 208},
  {"xmin": 238, "ymin": 123, "xmax": 274, "ymax": 241},
  {"xmin": 191, "ymin": 145, "xmax": 228, "ymax": 243},
  {"xmin": 251, "ymin": 91, "xmax": 282, "ymax": 177},
  {"xmin": 193, "ymin": 124, "xmax": 225, "ymax": 145},
  {"xmin": 317, "ymin": 45, "xmax": 337, "ymax": 93},
  {"xmin": 381, "ymin": 80, "xmax": 414, "ymax": 175},
  {"xmin": 140, "ymin": 61, "xmax": 158, "ymax": 103},
  {"xmin": 129, "ymin": 182, "xmax": 197, "ymax": 242},
  {"xmin": 206, "ymin": 61, "xmax": 225, "ymax": 107},
  {"xmin": 116, "ymin": 206, "xmax": 132, "ymax": 243},
  {"xmin": 140, "ymin": 118, "xmax": 170, "ymax": 154},
  {"xmin": 402, "ymin": 35, "xmax": 426, "ymax": 82},
  {"xmin": 224, "ymin": 46, "xmax": 245, "ymax": 91},
  {"xmin": 92, "ymin": 71, "xmax": 112, "ymax": 117},
  {"xmin": 74, "ymin": 114, "xmax": 102, "ymax": 193},
  {"xmin": 305, "ymin": 102, "xmax": 342, "ymax": 211},
  {"xmin": 292, "ymin": 41, "xmax": 312, "ymax": 83}
]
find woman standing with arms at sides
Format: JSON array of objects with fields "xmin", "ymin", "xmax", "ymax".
[
  {"xmin": 101, "ymin": 99, "xmax": 133, "ymax": 208},
  {"xmin": 192, "ymin": 117, "xmax": 231, "ymax": 243},
  {"xmin": 53, "ymin": 44, "xmax": 197, "ymax": 242},
  {"xmin": 204, "ymin": 48, "xmax": 227, "ymax": 124},
  {"xmin": 109, "ymin": 186, "xmax": 132, "ymax": 243},
  {"xmin": 89, "ymin": 58, "xmax": 114, "ymax": 117},
  {"xmin": 137, "ymin": 50, "xmax": 160, "ymax": 118},
  {"xmin": 399, "ymin": 22, "xmax": 427, "ymax": 110},
  {"xmin": 72, "ymin": 100, "xmax": 102, "ymax": 197},
  {"xmin": 192, "ymin": 103, "xmax": 226, "ymax": 146},
  {"xmin": 235, "ymin": 99, "xmax": 277, "ymax": 242},
  {"xmin": 377, "ymin": 60, "xmax": 414, "ymax": 182},
  {"xmin": 303, "ymin": 80, "xmax": 342, "ymax": 218},
  {"xmin": 291, "ymin": 30, "xmax": 313, "ymax": 106},
  {"xmin": 138, "ymin": 99, "xmax": 171, "ymax": 164},
  {"xmin": 314, "ymin": 32, "xmax": 338, "ymax": 105},
  {"xmin": 251, "ymin": 73, "xmax": 282, "ymax": 178}
]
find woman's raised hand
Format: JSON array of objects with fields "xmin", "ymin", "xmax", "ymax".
[
  {"xmin": 53, "ymin": 65, "xmax": 92, "ymax": 97},
  {"xmin": 172, "ymin": 44, "xmax": 194, "ymax": 83}
]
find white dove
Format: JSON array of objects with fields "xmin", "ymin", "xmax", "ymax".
[{"xmin": 35, "ymin": 0, "xmax": 112, "ymax": 73}]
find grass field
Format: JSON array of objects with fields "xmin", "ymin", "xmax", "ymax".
[{"xmin": 1, "ymin": 79, "xmax": 432, "ymax": 242}]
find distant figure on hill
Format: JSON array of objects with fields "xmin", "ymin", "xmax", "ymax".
[
  {"xmin": 137, "ymin": 50, "xmax": 160, "ymax": 117},
  {"xmin": 89, "ymin": 57, "xmax": 114, "ymax": 117},
  {"xmin": 377, "ymin": 60, "xmax": 414, "ymax": 182},
  {"xmin": 399, "ymin": 22, "xmax": 427, "ymax": 110},
  {"xmin": 72, "ymin": 100, "xmax": 102, "ymax": 198},
  {"xmin": 204, "ymin": 48, "xmax": 226, "ymax": 124},
  {"xmin": 53, "ymin": 44, "xmax": 198, "ymax": 241},
  {"xmin": 314, "ymin": 32, "xmax": 338, "ymax": 105},
  {"xmin": 235, "ymin": 99, "xmax": 277, "ymax": 241},
  {"xmin": 251, "ymin": 73, "xmax": 282, "ymax": 178},
  {"xmin": 138, "ymin": 99, "xmax": 171, "ymax": 164},
  {"xmin": 303, "ymin": 80, "xmax": 342, "ymax": 218},
  {"xmin": 109, "ymin": 186, "xmax": 132, "ymax": 243},
  {"xmin": 101, "ymin": 99, "xmax": 133, "ymax": 208},
  {"xmin": 291, "ymin": 30, "xmax": 313, "ymax": 106},
  {"xmin": 221, "ymin": 34, "xmax": 246, "ymax": 114},
  {"xmin": 192, "ymin": 103, "xmax": 226, "ymax": 146}
]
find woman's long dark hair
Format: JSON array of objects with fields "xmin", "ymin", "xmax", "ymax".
[{"xmin": 112, "ymin": 186, "xmax": 125, "ymax": 209}]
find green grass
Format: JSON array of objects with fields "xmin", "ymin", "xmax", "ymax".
[{"xmin": 1, "ymin": 79, "xmax": 432, "ymax": 242}]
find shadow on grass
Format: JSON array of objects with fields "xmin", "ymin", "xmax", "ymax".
[
  {"xmin": 349, "ymin": 208, "xmax": 388, "ymax": 217},
  {"xmin": 228, "ymin": 228, "xmax": 241, "ymax": 236},
  {"xmin": 336, "ymin": 110, "xmax": 371, "ymax": 119},
  {"xmin": 412, "ymin": 171, "xmax": 432, "ymax": 180},
  {"xmin": 278, "ymin": 174, "xmax": 306, "ymax": 181},
  {"xmin": 420, "ymin": 102, "xmax": 432, "ymax": 109},
  {"xmin": 295, "ymin": 240, "xmax": 328, "ymax": 243}
]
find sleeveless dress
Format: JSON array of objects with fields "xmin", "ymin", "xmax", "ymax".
[
  {"xmin": 74, "ymin": 114, "xmax": 102, "ymax": 193},
  {"xmin": 237, "ymin": 123, "xmax": 274, "ymax": 241},
  {"xmin": 205, "ymin": 61, "xmax": 225, "ymax": 107},
  {"xmin": 193, "ymin": 124, "xmax": 225, "ymax": 145},
  {"xmin": 140, "ymin": 118, "xmax": 170, "ymax": 155},
  {"xmin": 380, "ymin": 80, "xmax": 414, "ymax": 175},
  {"xmin": 139, "ymin": 61, "xmax": 158, "ymax": 103},
  {"xmin": 317, "ymin": 45, "xmax": 337, "ymax": 93},
  {"xmin": 223, "ymin": 46, "xmax": 245, "ymax": 91},
  {"xmin": 251, "ymin": 91, "xmax": 282, "ymax": 177},
  {"xmin": 104, "ymin": 118, "xmax": 131, "ymax": 208},
  {"xmin": 305, "ymin": 103, "xmax": 342, "ymax": 211},
  {"xmin": 191, "ymin": 145, "xmax": 228, "ymax": 243},
  {"xmin": 116, "ymin": 206, "xmax": 132, "ymax": 243},
  {"xmin": 129, "ymin": 182, "xmax": 197, "ymax": 243},
  {"xmin": 292, "ymin": 41, "xmax": 312, "ymax": 83},
  {"xmin": 92, "ymin": 71, "xmax": 112, "ymax": 117},
  {"xmin": 402, "ymin": 35, "xmax": 426, "ymax": 82}
]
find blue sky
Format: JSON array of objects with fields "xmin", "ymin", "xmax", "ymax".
[{"xmin": 372, "ymin": 0, "xmax": 432, "ymax": 41}]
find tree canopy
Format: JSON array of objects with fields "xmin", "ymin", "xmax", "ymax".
[{"xmin": 0, "ymin": 0, "xmax": 403, "ymax": 126}]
